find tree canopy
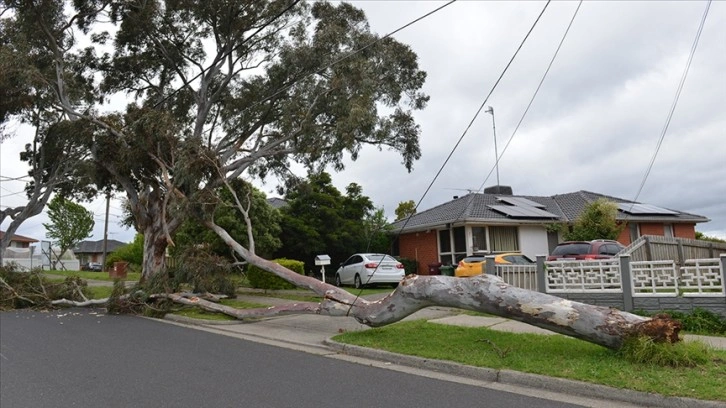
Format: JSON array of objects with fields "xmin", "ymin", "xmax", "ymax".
[
  {"xmin": 1, "ymin": 0, "xmax": 428, "ymax": 279},
  {"xmin": 42, "ymin": 195, "xmax": 95, "ymax": 262},
  {"xmin": 395, "ymin": 200, "xmax": 417, "ymax": 221},
  {"xmin": 563, "ymin": 199, "xmax": 623, "ymax": 241},
  {"xmin": 275, "ymin": 172, "xmax": 380, "ymax": 273}
]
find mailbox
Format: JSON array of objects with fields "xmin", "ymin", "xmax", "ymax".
[{"xmin": 315, "ymin": 255, "xmax": 331, "ymax": 266}]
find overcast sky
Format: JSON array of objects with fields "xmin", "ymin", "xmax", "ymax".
[{"xmin": 1, "ymin": 0, "xmax": 724, "ymax": 244}]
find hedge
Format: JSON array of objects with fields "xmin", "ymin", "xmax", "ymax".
[{"xmin": 246, "ymin": 258, "xmax": 305, "ymax": 290}]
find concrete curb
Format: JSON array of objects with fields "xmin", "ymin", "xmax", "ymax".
[
  {"xmin": 323, "ymin": 339, "xmax": 725, "ymax": 408},
  {"xmin": 163, "ymin": 313, "xmax": 247, "ymax": 326}
]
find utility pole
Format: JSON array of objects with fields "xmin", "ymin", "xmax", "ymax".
[
  {"xmin": 485, "ymin": 106, "xmax": 500, "ymax": 192},
  {"xmin": 101, "ymin": 192, "xmax": 110, "ymax": 271}
]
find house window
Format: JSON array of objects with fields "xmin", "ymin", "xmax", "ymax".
[
  {"xmin": 489, "ymin": 226, "xmax": 519, "ymax": 251},
  {"xmin": 664, "ymin": 224, "xmax": 674, "ymax": 238},
  {"xmin": 452, "ymin": 226, "xmax": 467, "ymax": 263},
  {"xmin": 471, "ymin": 227, "xmax": 487, "ymax": 252},
  {"xmin": 438, "ymin": 227, "xmax": 467, "ymax": 265},
  {"xmin": 438, "ymin": 229, "xmax": 451, "ymax": 253}
]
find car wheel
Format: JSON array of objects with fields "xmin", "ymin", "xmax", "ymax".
[
  {"xmin": 335, "ymin": 274, "xmax": 342, "ymax": 287},
  {"xmin": 354, "ymin": 274, "xmax": 364, "ymax": 289}
]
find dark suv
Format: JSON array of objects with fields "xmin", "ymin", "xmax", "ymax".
[{"xmin": 547, "ymin": 240, "xmax": 625, "ymax": 261}]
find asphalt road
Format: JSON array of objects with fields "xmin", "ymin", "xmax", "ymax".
[{"xmin": 1, "ymin": 309, "xmax": 584, "ymax": 408}]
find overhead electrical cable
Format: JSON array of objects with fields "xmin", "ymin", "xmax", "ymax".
[
  {"xmin": 467, "ymin": 0, "xmax": 583, "ymax": 204},
  {"xmin": 628, "ymin": 0, "xmax": 711, "ymax": 209},
  {"xmin": 349, "ymin": 0, "xmax": 553, "ymax": 313}
]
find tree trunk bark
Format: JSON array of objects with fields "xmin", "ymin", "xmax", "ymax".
[
  {"xmin": 141, "ymin": 222, "xmax": 168, "ymax": 283},
  {"xmin": 203, "ymin": 220, "xmax": 681, "ymax": 350}
]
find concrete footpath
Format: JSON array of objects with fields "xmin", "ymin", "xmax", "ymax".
[{"xmin": 161, "ymin": 292, "xmax": 726, "ymax": 408}]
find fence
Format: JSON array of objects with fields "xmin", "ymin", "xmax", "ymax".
[
  {"xmin": 483, "ymin": 253, "xmax": 726, "ymax": 318},
  {"xmin": 620, "ymin": 235, "xmax": 726, "ymax": 264}
]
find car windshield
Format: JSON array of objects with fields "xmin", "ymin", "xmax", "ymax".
[
  {"xmin": 551, "ymin": 243, "xmax": 591, "ymax": 256},
  {"xmin": 366, "ymin": 254, "xmax": 397, "ymax": 263},
  {"xmin": 507, "ymin": 255, "xmax": 534, "ymax": 264},
  {"xmin": 461, "ymin": 257, "xmax": 486, "ymax": 263}
]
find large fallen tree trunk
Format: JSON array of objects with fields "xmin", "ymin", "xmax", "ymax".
[{"xmin": 201, "ymin": 220, "xmax": 680, "ymax": 350}]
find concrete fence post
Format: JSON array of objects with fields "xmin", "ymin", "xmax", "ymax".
[
  {"xmin": 619, "ymin": 254, "xmax": 634, "ymax": 312},
  {"xmin": 485, "ymin": 255, "xmax": 496, "ymax": 276},
  {"xmin": 536, "ymin": 255, "xmax": 547, "ymax": 294}
]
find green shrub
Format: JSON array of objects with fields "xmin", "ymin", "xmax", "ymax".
[
  {"xmin": 396, "ymin": 257, "xmax": 418, "ymax": 275},
  {"xmin": 246, "ymin": 258, "xmax": 304, "ymax": 290}
]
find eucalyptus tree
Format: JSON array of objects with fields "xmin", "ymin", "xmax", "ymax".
[
  {"xmin": 0, "ymin": 14, "xmax": 93, "ymax": 261},
  {"xmin": 1, "ymin": 0, "xmax": 427, "ymax": 280}
]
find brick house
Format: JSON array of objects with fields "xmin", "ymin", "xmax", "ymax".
[
  {"xmin": 73, "ymin": 239, "xmax": 127, "ymax": 264},
  {"xmin": 390, "ymin": 190, "xmax": 709, "ymax": 275},
  {"xmin": 0, "ymin": 231, "xmax": 38, "ymax": 248}
]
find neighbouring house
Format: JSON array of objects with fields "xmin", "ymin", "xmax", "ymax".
[
  {"xmin": 0, "ymin": 231, "xmax": 39, "ymax": 249},
  {"xmin": 73, "ymin": 239, "xmax": 127, "ymax": 265},
  {"xmin": 390, "ymin": 188, "xmax": 710, "ymax": 275},
  {"xmin": 267, "ymin": 197, "xmax": 288, "ymax": 209}
]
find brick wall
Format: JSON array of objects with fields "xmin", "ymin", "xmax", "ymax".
[
  {"xmin": 673, "ymin": 223, "xmax": 696, "ymax": 239},
  {"xmin": 639, "ymin": 223, "xmax": 664, "ymax": 236},
  {"xmin": 399, "ymin": 231, "xmax": 439, "ymax": 275}
]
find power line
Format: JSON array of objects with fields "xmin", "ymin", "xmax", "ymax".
[
  {"xmin": 471, "ymin": 1, "xmax": 582, "ymax": 198},
  {"xmin": 352, "ymin": 1, "xmax": 553, "ymax": 311},
  {"xmin": 393, "ymin": 0, "xmax": 552, "ymax": 234},
  {"xmin": 628, "ymin": 0, "xmax": 711, "ymax": 208}
]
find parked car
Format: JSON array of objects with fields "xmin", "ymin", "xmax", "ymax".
[
  {"xmin": 335, "ymin": 253, "xmax": 405, "ymax": 289},
  {"xmin": 455, "ymin": 252, "xmax": 534, "ymax": 278},
  {"xmin": 81, "ymin": 262, "xmax": 103, "ymax": 272},
  {"xmin": 546, "ymin": 239, "xmax": 625, "ymax": 261}
]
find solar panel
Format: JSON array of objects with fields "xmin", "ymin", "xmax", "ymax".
[
  {"xmin": 617, "ymin": 203, "xmax": 678, "ymax": 215},
  {"xmin": 496, "ymin": 196, "xmax": 545, "ymax": 208},
  {"xmin": 488, "ymin": 205, "xmax": 558, "ymax": 218}
]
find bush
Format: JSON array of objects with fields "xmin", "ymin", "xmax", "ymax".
[
  {"xmin": 396, "ymin": 257, "xmax": 418, "ymax": 275},
  {"xmin": 246, "ymin": 258, "xmax": 304, "ymax": 290}
]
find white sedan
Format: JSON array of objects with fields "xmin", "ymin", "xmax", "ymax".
[{"xmin": 335, "ymin": 253, "xmax": 405, "ymax": 289}]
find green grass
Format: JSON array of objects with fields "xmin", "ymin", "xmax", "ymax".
[
  {"xmin": 333, "ymin": 320, "xmax": 726, "ymax": 401},
  {"xmin": 45, "ymin": 270, "xmax": 141, "ymax": 282},
  {"xmin": 84, "ymin": 286, "xmax": 114, "ymax": 299}
]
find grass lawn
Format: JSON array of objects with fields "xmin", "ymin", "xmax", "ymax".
[
  {"xmin": 46, "ymin": 270, "xmax": 141, "ymax": 282},
  {"xmin": 333, "ymin": 320, "xmax": 726, "ymax": 402}
]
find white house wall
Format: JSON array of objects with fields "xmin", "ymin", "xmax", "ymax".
[{"xmin": 519, "ymin": 225, "xmax": 549, "ymax": 259}]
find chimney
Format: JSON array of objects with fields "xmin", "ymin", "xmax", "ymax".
[{"xmin": 484, "ymin": 185, "xmax": 513, "ymax": 195}]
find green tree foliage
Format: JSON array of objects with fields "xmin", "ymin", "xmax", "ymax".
[
  {"xmin": 1, "ymin": 1, "xmax": 428, "ymax": 280},
  {"xmin": 695, "ymin": 232, "xmax": 726, "ymax": 243},
  {"xmin": 395, "ymin": 200, "xmax": 417, "ymax": 221},
  {"xmin": 564, "ymin": 199, "xmax": 622, "ymax": 241},
  {"xmin": 173, "ymin": 181, "xmax": 282, "ymax": 260},
  {"xmin": 275, "ymin": 172, "xmax": 376, "ymax": 272},
  {"xmin": 105, "ymin": 234, "xmax": 144, "ymax": 269},
  {"xmin": 365, "ymin": 208, "xmax": 393, "ymax": 253},
  {"xmin": 42, "ymin": 196, "xmax": 94, "ymax": 261}
]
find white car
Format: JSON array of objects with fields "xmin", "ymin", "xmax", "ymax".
[{"xmin": 335, "ymin": 253, "xmax": 405, "ymax": 289}]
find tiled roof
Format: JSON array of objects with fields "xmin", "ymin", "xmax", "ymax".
[
  {"xmin": 74, "ymin": 239, "xmax": 127, "ymax": 254},
  {"xmin": 266, "ymin": 197, "xmax": 288, "ymax": 209},
  {"xmin": 0, "ymin": 231, "xmax": 38, "ymax": 243},
  {"xmin": 391, "ymin": 190, "xmax": 709, "ymax": 233}
]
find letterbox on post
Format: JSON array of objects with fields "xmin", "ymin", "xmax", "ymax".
[{"xmin": 315, "ymin": 255, "xmax": 331, "ymax": 283}]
